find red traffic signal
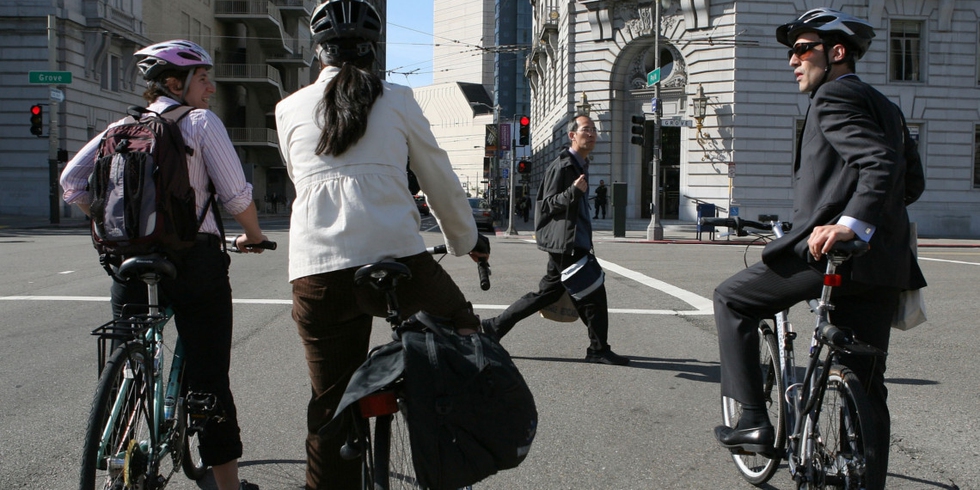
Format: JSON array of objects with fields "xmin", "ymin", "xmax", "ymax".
[
  {"xmin": 517, "ymin": 159, "xmax": 531, "ymax": 174},
  {"xmin": 518, "ymin": 115, "xmax": 530, "ymax": 146},
  {"xmin": 30, "ymin": 104, "xmax": 44, "ymax": 136}
]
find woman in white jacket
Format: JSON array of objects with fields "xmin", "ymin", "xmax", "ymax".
[{"xmin": 274, "ymin": 1, "xmax": 490, "ymax": 488}]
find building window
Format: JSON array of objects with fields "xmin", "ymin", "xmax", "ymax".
[
  {"xmin": 890, "ymin": 19, "xmax": 922, "ymax": 82},
  {"xmin": 101, "ymin": 55, "xmax": 120, "ymax": 92},
  {"xmin": 974, "ymin": 125, "xmax": 980, "ymax": 188}
]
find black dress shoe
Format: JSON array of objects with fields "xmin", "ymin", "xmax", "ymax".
[
  {"xmin": 585, "ymin": 348, "xmax": 630, "ymax": 366},
  {"xmin": 714, "ymin": 424, "xmax": 775, "ymax": 456}
]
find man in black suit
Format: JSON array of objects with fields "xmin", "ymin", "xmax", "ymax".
[
  {"xmin": 712, "ymin": 9, "xmax": 926, "ymax": 488},
  {"xmin": 482, "ymin": 114, "xmax": 629, "ymax": 366}
]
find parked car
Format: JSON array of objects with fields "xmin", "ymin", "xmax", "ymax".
[
  {"xmin": 414, "ymin": 195, "xmax": 430, "ymax": 216},
  {"xmin": 468, "ymin": 197, "xmax": 494, "ymax": 231}
]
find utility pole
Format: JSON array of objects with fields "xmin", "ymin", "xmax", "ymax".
[
  {"xmin": 47, "ymin": 14, "xmax": 60, "ymax": 224},
  {"xmin": 645, "ymin": 0, "xmax": 664, "ymax": 240},
  {"xmin": 504, "ymin": 128, "xmax": 518, "ymax": 236}
]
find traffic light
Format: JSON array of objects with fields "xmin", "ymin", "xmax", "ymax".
[
  {"xmin": 30, "ymin": 104, "xmax": 44, "ymax": 136},
  {"xmin": 517, "ymin": 159, "xmax": 531, "ymax": 174},
  {"xmin": 630, "ymin": 114, "xmax": 645, "ymax": 146},
  {"xmin": 518, "ymin": 115, "xmax": 530, "ymax": 146}
]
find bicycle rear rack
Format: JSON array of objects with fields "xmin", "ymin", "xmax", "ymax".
[{"xmin": 90, "ymin": 314, "xmax": 165, "ymax": 376}]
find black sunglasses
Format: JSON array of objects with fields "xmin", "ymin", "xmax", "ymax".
[{"xmin": 787, "ymin": 42, "xmax": 823, "ymax": 60}]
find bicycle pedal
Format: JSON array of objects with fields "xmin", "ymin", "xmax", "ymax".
[{"xmin": 186, "ymin": 392, "xmax": 218, "ymax": 414}]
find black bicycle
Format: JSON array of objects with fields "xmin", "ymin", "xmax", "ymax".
[
  {"xmin": 704, "ymin": 217, "xmax": 882, "ymax": 489},
  {"xmin": 331, "ymin": 245, "xmax": 490, "ymax": 490}
]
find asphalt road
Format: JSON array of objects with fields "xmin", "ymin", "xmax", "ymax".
[{"xmin": 0, "ymin": 220, "xmax": 976, "ymax": 489}]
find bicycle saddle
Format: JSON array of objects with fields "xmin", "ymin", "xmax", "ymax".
[
  {"xmin": 354, "ymin": 260, "xmax": 412, "ymax": 291},
  {"xmin": 117, "ymin": 254, "xmax": 177, "ymax": 282}
]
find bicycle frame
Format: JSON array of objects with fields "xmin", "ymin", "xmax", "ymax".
[{"xmin": 92, "ymin": 281, "xmax": 186, "ymax": 483}]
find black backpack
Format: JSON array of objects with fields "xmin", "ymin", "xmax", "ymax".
[
  {"xmin": 88, "ymin": 105, "xmax": 215, "ymax": 260},
  {"xmin": 326, "ymin": 312, "xmax": 538, "ymax": 490}
]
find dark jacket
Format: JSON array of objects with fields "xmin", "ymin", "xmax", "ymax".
[
  {"xmin": 534, "ymin": 149, "xmax": 586, "ymax": 255},
  {"xmin": 762, "ymin": 76, "xmax": 926, "ymax": 291}
]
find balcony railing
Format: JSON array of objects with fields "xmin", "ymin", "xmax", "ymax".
[
  {"xmin": 226, "ymin": 127, "xmax": 280, "ymax": 146},
  {"xmin": 215, "ymin": 63, "xmax": 283, "ymax": 86},
  {"xmin": 215, "ymin": 0, "xmax": 294, "ymax": 54}
]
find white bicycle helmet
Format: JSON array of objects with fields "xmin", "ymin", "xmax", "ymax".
[
  {"xmin": 135, "ymin": 40, "xmax": 214, "ymax": 81},
  {"xmin": 310, "ymin": 0, "xmax": 383, "ymax": 48},
  {"xmin": 776, "ymin": 8, "xmax": 875, "ymax": 59}
]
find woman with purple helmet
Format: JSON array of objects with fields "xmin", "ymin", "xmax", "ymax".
[{"xmin": 61, "ymin": 40, "xmax": 267, "ymax": 490}]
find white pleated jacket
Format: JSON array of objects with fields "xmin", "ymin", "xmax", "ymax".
[{"xmin": 276, "ymin": 67, "xmax": 477, "ymax": 282}]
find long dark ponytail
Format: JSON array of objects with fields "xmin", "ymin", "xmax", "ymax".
[{"xmin": 314, "ymin": 50, "xmax": 383, "ymax": 157}]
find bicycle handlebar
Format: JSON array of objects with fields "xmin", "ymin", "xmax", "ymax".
[
  {"xmin": 700, "ymin": 216, "xmax": 792, "ymax": 236},
  {"xmin": 226, "ymin": 236, "xmax": 278, "ymax": 253},
  {"xmin": 426, "ymin": 244, "xmax": 492, "ymax": 290}
]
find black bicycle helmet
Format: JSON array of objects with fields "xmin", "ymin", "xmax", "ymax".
[
  {"xmin": 776, "ymin": 8, "xmax": 875, "ymax": 59},
  {"xmin": 310, "ymin": 0, "xmax": 383, "ymax": 47}
]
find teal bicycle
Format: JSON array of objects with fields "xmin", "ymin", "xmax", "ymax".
[{"xmin": 79, "ymin": 238, "xmax": 275, "ymax": 490}]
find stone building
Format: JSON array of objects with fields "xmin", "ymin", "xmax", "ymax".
[
  {"xmin": 0, "ymin": 0, "xmax": 336, "ymax": 218},
  {"xmin": 525, "ymin": 0, "xmax": 980, "ymax": 238}
]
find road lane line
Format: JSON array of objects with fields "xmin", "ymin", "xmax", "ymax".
[{"xmin": 597, "ymin": 258, "xmax": 714, "ymax": 314}]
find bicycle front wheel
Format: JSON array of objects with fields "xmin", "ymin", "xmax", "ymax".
[
  {"xmin": 179, "ymin": 399, "xmax": 207, "ymax": 480},
  {"xmin": 79, "ymin": 342, "xmax": 153, "ymax": 490},
  {"xmin": 799, "ymin": 366, "xmax": 877, "ymax": 490},
  {"xmin": 371, "ymin": 402, "xmax": 421, "ymax": 490},
  {"xmin": 721, "ymin": 321, "xmax": 785, "ymax": 485}
]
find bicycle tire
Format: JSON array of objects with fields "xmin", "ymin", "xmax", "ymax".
[
  {"xmin": 79, "ymin": 341, "xmax": 153, "ymax": 490},
  {"xmin": 370, "ymin": 403, "xmax": 421, "ymax": 490},
  {"xmin": 721, "ymin": 321, "xmax": 785, "ymax": 485},
  {"xmin": 798, "ymin": 366, "xmax": 876, "ymax": 490}
]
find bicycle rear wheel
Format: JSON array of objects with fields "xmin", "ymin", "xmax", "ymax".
[
  {"xmin": 721, "ymin": 321, "xmax": 785, "ymax": 485},
  {"xmin": 79, "ymin": 342, "xmax": 153, "ymax": 490},
  {"xmin": 371, "ymin": 401, "xmax": 421, "ymax": 490},
  {"xmin": 799, "ymin": 366, "xmax": 876, "ymax": 490}
]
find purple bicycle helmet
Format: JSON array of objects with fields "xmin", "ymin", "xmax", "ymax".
[
  {"xmin": 135, "ymin": 40, "xmax": 214, "ymax": 81},
  {"xmin": 776, "ymin": 8, "xmax": 875, "ymax": 59}
]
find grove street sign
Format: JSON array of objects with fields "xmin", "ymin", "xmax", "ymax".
[{"xmin": 29, "ymin": 71, "xmax": 72, "ymax": 84}]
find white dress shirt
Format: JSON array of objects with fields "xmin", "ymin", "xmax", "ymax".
[
  {"xmin": 276, "ymin": 67, "xmax": 477, "ymax": 282},
  {"xmin": 60, "ymin": 96, "xmax": 254, "ymax": 237}
]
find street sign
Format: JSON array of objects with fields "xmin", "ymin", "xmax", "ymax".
[
  {"xmin": 29, "ymin": 71, "xmax": 72, "ymax": 84},
  {"xmin": 646, "ymin": 68, "xmax": 661, "ymax": 87},
  {"xmin": 727, "ymin": 163, "xmax": 735, "ymax": 178},
  {"xmin": 661, "ymin": 117, "xmax": 693, "ymax": 127},
  {"xmin": 50, "ymin": 88, "xmax": 64, "ymax": 102},
  {"xmin": 502, "ymin": 168, "xmax": 509, "ymax": 179},
  {"xmin": 650, "ymin": 97, "xmax": 658, "ymax": 113}
]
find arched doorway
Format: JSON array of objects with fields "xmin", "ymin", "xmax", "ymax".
[{"xmin": 623, "ymin": 43, "xmax": 686, "ymax": 219}]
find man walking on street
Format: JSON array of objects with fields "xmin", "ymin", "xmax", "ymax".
[{"xmin": 482, "ymin": 114, "xmax": 629, "ymax": 366}]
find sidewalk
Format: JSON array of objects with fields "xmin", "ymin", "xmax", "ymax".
[
  {"xmin": 3, "ymin": 213, "xmax": 978, "ymax": 247},
  {"xmin": 491, "ymin": 214, "xmax": 980, "ymax": 248}
]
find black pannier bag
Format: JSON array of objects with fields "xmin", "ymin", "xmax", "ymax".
[{"xmin": 325, "ymin": 312, "xmax": 537, "ymax": 490}]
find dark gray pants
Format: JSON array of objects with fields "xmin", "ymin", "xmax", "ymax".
[
  {"xmin": 490, "ymin": 250, "xmax": 611, "ymax": 353},
  {"xmin": 713, "ymin": 256, "xmax": 898, "ymax": 489}
]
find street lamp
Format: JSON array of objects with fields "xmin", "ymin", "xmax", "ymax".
[
  {"xmin": 691, "ymin": 84, "xmax": 709, "ymax": 161},
  {"xmin": 576, "ymin": 92, "xmax": 591, "ymax": 117}
]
